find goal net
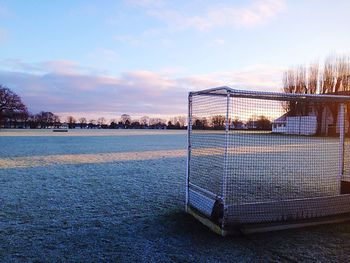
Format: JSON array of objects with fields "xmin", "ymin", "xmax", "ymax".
[{"xmin": 186, "ymin": 87, "xmax": 350, "ymax": 229}]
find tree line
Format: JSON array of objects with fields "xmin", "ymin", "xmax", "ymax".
[
  {"xmin": 0, "ymin": 85, "xmax": 187, "ymax": 129},
  {"xmin": 0, "ymin": 84, "xmax": 272, "ymax": 130},
  {"xmin": 283, "ymin": 55, "xmax": 350, "ymax": 96},
  {"xmin": 62, "ymin": 114, "xmax": 187, "ymax": 129},
  {"xmin": 193, "ymin": 115, "xmax": 272, "ymax": 130},
  {"xmin": 282, "ymin": 54, "xmax": 350, "ymax": 134}
]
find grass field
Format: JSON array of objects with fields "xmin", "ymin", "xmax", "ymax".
[
  {"xmin": 190, "ymin": 131, "xmax": 344, "ymax": 204},
  {"xmin": 1, "ymin": 129, "xmax": 350, "ymax": 262}
]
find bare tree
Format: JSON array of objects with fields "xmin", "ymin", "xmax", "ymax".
[
  {"xmin": 140, "ymin": 116, "xmax": 149, "ymax": 126},
  {"xmin": 283, "ymin": 69, "xmax": 296, "ymax": 94},
  {"xmin": 335, "ymin": 55, "xmax": 350, "ymax": 92},
  {"xmin": 211, "ymin": 115, "xmax": 225, "ymax": 130},
  {"xmin": 78, "ymin": 117, "xmax": 87, "ymax": 128},
  {"xmin": 282, "ymin": 69, "xmax": 297, "ymax": 114},
  {"xmin": 321, "ymin": 56, "xmax": 346, "ymax": 129},
  {"xmin": 120, "ymin": 114, "xmax": 131, "ymax": 126},
  {"xmin": 88, "ymin": 119, "xmax": 96, "ymax": 129},
  {"xmin": 342, "ymin": 56, "xmax": 350, "ymax": 91},
  {"xmin": 192, "ymin": 117, "xmax": 208, "ymax": 130},
  {"xmin": 0, "ymin": 85, "xmax": 27, "ymax": 128},
  {"xmin": 294, "ymin": 66, "xmax": 306, "ymax": 94},
  {"xmin": 282, "ymin": 54, "xmax": 350, "ymax": 135},
  {"xmin": 308, "ymin": 63, "xmax": 319, "ymax": 94},
  {"xmin": 97, "ymin": 117, "xmax": 106, "ymax": 126},
  {"xmin": 67, "ymin": 116, "xmax": 76, "ymax": 129},
  {"xmin": 148, "ymin": 118, "xmax": 166, "ymax": 129},
  {"xmin": 256, "ymin": 116, "xmax": 272, "ymax": 130},
  {"xmin": 6, "ymin": 108, "xmax": 29, "ymax": 128},
  {"xmin": 170, "ymin": 116, "xmax": 187, "ymax": 128},
  {"xmin": 320, "ymin": 56, "xmax": 336, "ymax": 94},
  {"xmin": 149, "ymin": 118, "xmax": 164, "ymax": 125},
  {"xmin": 53, "ymin": 115, "xmax": 60, "ymax": 124},
  {"xmin": 35, "ymin": 111, "xmax": 57, "ymax": 128},
  {"xmin": 109, "ymin": 118, "xmax": 117, "ymax": 129}
]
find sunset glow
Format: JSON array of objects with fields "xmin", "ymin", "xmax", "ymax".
[{"xmin": 1, "ymin": 1, "xmax": 350, "ymax": 119}]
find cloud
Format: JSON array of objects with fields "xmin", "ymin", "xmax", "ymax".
[
  {"xmin": 113, "ymin": 28, "xmax": 163, "ymax": 46},
  {"xmin": 0, "ymin": 59, "xmax": 105, "ymax": 75},
  {"xmin": 0, "ymin": 5, "xmax": 11, "ymax": 17},
  {"xmin": 0, "ymin": 28, "xmax": 7, "ymax": 42},
  {"xmin": 68, "ymin": 3, "xmax": 99, "ymax": 17},
  {"xmin": 129, "ymin": 0, "xmax": 286, "ymax": 31},
  {"xmin": 0, "ymin": 60, "xmax": 283, "ymax": 120},
  {"xmin": 86, "ymin": 48, "xmax": 119, "ymax": 66},
  {"xmin": 0, "ymin": 4, "xmax": 13, "ymax": 43},
  {"xmin": 127, "ymin": 0, "xmax": 165, "ymax": 8},
  {"xmin": 113, "ymin": 34, "xmax": 142, "ymax": 46},
  {"xmin": 207, "ymin": 38, "xmax": 226, "ymax": 47}
]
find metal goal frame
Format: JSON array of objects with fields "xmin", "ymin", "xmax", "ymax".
[{"xmin": 185, "ymin": 86, "xmax": 350, "ymax": 235}]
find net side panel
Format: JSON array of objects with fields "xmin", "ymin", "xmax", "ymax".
[
  {"xmin": 226, "ymin": 97, "xmax": 341, "ymax": 208},
  {"xmin": 345, "ymin": 141, "xmax": 350, "ymax": 177},
  {"xmin": 343, "ymin": 104, "xmax": 350, "ymax": 177},
  {"xmin": 226, "ymin": 195, "xmax": 350, "ymax": 224},
  {"xmin": 189, "ymin": 94, "xmax": 227, "ymax": 199}
]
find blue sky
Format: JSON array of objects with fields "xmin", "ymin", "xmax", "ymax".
[{"xmin": 1, "ymin": 0, "xmax": 350, "ymax": 120}]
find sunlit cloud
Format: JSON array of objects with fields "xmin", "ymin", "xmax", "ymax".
[
  {"xmin": 0, "ymin": 59, "xmax": 102, "ymax": 75},
  {"xmin": 0, "ymin": 60, "xmax": 283, "ymax": 119},
  {"xmin": 129, "ymin": 0, "xmax": 286, "ymax": 31}
]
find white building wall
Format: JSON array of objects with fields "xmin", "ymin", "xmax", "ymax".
[
  {"xmin": 321, "ymin": 107, "xmax": 333, "ymax": 134},
  {"xmin": 299, "ymin": 116, "xmax": 318, "ymax": 135},
  {"xmin": 286, "ymin": 116, "xmax": 317, "ymax": 135},
  {"xmin": 285, "ymin": 117, "xmax": 298, "ymax": 135},
  {"xmin": 272, "ymin": 123, "xmax": 286, "ymax": 133},
  {"xmin": 336, "ymin": 114, "xmax": 349, "ymax": 134}
]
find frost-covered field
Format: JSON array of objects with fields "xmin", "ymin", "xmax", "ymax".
[
  {"xmin": 1, "ymin": 129, "xmax": 350, "ymax": 262},
  {"xmin": 190, "ymin": 131, "xmax": 344, "ymax": 204}
]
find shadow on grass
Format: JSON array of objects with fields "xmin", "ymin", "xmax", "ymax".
[
  {"xmin": 157, "ymin": 210, "xmax": 220, "ymax": 237},
  {"xmin": 166, "ymin": 209, "xmax": 350, "ymax": 239},
  {"xmin": 153, "ymin": 210, "xmax": 350, "ymax": 261}
]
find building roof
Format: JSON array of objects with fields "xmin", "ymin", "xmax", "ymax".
[{"xmin": 273, "ymin": 113, "xmax": 288, "ymax": 123}]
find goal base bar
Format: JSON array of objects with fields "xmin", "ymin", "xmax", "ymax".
[
  {"xmin": 187, "ymin": 205, "xmax": 350, "ymax": 236},
  {"xmin": 187, "ymin": 206, "xmax": 228, "ymax": 236},
  {"xmin": 239, "ymin": 213, "xmax": 350, "ymax": 234}
]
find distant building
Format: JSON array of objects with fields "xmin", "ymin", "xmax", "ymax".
[
  {"xmin": 246, "ymin": 120, "xmax": 257, "ymax": 129},
  {"xmin": 272, "ymin": 114, "xmax": 288, "ymax": 133},
  {"xmin": 272, "ymin": 98, "xmax": 349, "ymax": 135},
  {"xmin": 230, "ymin": 121, "xmax": 246, "ymax": 130},
  {"xmin": 272, "ymin": 114, "xmax": 317, "ymax": 135}
]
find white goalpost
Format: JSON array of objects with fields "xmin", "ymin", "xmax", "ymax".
[{"xmin": 186, "ymin": 86, "xmax": 350, "ymax": 235}]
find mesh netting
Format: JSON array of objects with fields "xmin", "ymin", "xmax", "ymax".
[
  {"xmin": 189, "ymin": 94, "xmax": 227, "ymax": 198},
  {"xmin": 227, "ymin": 97, "xmax": 339, "ymax": 205},
  {"xmin": 187, "ymin": 88, "xmax": 350, "ymax": 225}
]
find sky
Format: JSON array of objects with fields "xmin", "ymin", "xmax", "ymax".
[{"xmin": 1, "ymin": 0, "xmax": 350, "ymax": 121}]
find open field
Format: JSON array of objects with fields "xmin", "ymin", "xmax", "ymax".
[
  {"xmin": 190, "ymin": 131, "xmax": 344, "ymax": 204},
  {"xmin": 0, "ymin": 129, "xmax": 186, "ymax": 137},
  {"xmin": 1, "ymin": 129, "xmax": 350, "ymax": 262}
]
